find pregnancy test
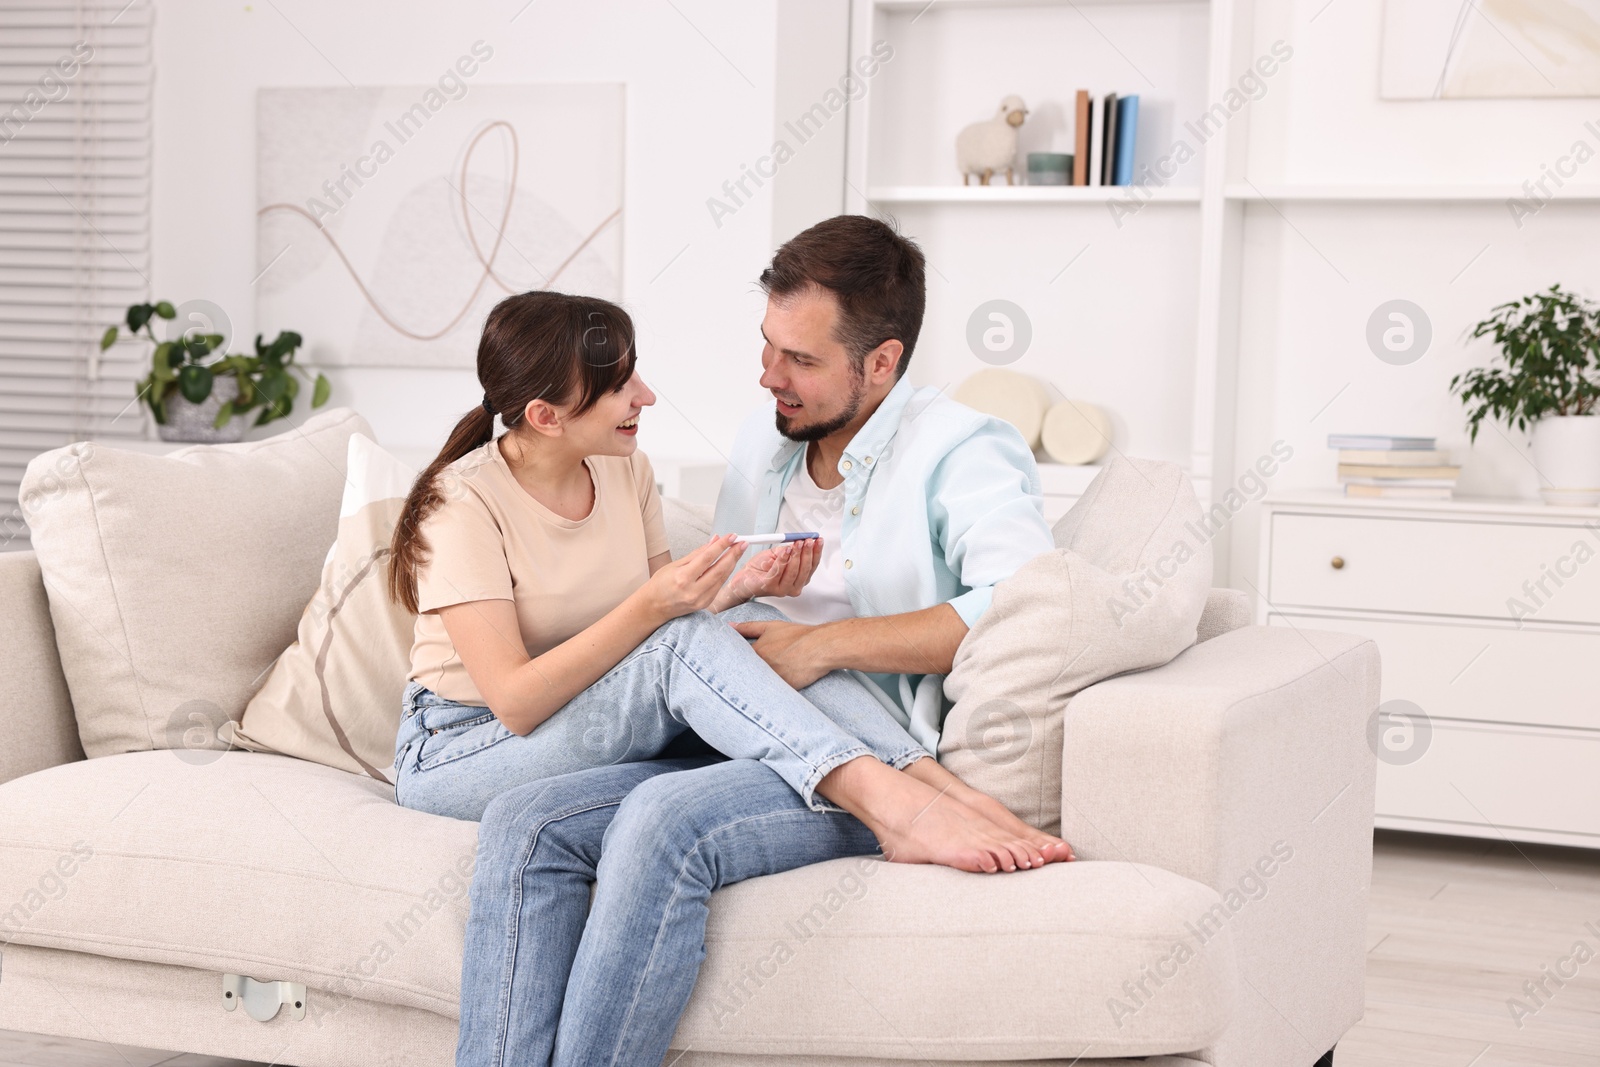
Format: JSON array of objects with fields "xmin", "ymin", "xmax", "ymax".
[{"xmin": 736, "ymin": 532, "xmax": 820, "ymax": 545}]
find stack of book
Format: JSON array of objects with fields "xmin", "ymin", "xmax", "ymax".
[
  {"xmin": 1328, "ymin": 434, "xmax": 1459, "ymax": 500},
  {"xmin": 1072, "ymin": 91, "xmax": 1139, "ymax": 186}
]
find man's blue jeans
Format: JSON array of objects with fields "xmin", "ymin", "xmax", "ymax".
[
  {"xmin": 457, "ymin": 757, "xmax": 884, "ymax": 1067},
  {"xmin": 454, "ymin": 604, "xmax": 917, "ymax": 1066}
]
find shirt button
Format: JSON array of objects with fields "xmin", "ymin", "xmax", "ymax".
[
  {"xmin": 845, "ymin": 559, "xmax": 853, "ymax": 569},
  {"xmin": 865, "ymin": 456, "xmax": 873, "ymax": 464},
  {"xmin": 842, "ymin": 459, "xmax": 853, "ymax": 471},
  {"xmin": 851, "ymin": 506, "xmax": 860, "ymax": 515}
]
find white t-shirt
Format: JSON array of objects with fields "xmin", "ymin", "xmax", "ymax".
[{"xmin": 757, "ymin": 452, "xmax": 855, "ymax": 625}]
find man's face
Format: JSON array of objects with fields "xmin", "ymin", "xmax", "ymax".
[{"xmin": 758, "ymin": 287, "xmax": 866, "ymax": 442}]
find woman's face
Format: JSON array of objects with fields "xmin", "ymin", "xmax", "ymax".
[{"xmin": 562, "ymin": 368, "xmax": 656, "ymax": 458}]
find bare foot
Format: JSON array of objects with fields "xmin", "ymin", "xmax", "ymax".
[
  {"xmin": 816, "ymin": 757, "xmax": 1030, "ymax": 873},
  {"xmin": 901, "ymin": 757, "xmax": 1075, "ymax": 865}
]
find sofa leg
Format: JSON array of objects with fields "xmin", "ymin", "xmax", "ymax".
[{"xmin": 1314, "ymin": 1049, "xmax": 1334, "ymax": 1067}]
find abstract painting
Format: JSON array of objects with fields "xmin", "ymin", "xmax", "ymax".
[
  {"xmin": 257, "ymin": 83, "xmax": 624, "ymax": 368},
  {"xmin": 1380, "ymin": 0, "xmax": 1600, "ymax": 99}
]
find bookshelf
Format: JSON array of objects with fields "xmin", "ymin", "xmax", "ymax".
[
  {"xmin": 1224, "ymin": 184, "xmax": 1600, "ymax": 202},
  {"xmin": 844, "ymin": 0, "xmax": 1229, "ymax": 527},
  {"xmin": 867, "ymin": 185, "xmax": 1203, "ymax": 203}
]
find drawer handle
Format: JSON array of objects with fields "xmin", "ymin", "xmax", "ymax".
[{"xmin": 1330, "ymin": 555, "xmax": 1345, "ymax": 570}]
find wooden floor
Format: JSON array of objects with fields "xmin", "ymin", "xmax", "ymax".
[
  {"xmin": 2, "ymin": 830, "xmax": 1596, "ymax": 1067},
  {"xmin": 1338, "ymin": 830, "xmax": 1600, "ymax": 1067}
]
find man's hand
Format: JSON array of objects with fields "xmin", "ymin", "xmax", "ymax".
[
  {"xmin": 730, "ymin": 618, "xmax": 828, "ymax": 689},
  {"xmin": 710, "ymin": 538, "xmax": 821, "ymax": 613}
]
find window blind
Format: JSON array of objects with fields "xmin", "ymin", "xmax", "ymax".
[{"xmin": 0, "ymin": 0, "xmax": 152, "ymax": 552}]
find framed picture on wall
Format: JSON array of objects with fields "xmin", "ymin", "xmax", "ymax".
[
  {"xmin": 1380, "ymin": 0, "xmax": 1600, "ymax": 99},
  {"xmin": 256, "ymin": 81, "xmax": 624, "ymax": 368}
]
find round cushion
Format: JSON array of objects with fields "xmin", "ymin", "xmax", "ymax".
[
  {"xmin": 1040, "ymin": 399, "xmax": 1112, "ymax": 464},
  {"xmin": 952, "ymin": 369, "xmax": 1051, "ymax": 449}
]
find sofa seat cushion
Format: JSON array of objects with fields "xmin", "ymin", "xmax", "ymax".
[
  {"xmin": 677, "ymin": 853, "xmax": 1237, "ymax": 1060},
  {"xmin": 0, "ymin": 749, "xmax": 477, "ymax": 1019},
  {"xmin": 0, "ymin": 751, "xmax": 1235, "ymax": 1057}
]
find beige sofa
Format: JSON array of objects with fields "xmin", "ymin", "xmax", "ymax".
[{"xmin": 0, "ymin": 433, "xmax": 1378, "ymax": 1067}]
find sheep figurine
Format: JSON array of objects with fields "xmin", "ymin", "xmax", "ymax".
[{"xmin": 956, "ymin": 95, "xmax": 1029, "ymax": 186}]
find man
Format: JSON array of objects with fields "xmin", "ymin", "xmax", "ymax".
[
  {"xmin": 455, "ymin": 215, "xmax": 1058, "ymax": 1067},
  {"xmin": 717, "ymin": 214, "xmax": 1054, "ymax": 750}
]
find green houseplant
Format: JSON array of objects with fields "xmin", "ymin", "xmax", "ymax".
[
  {"xmin": 102, "ymin": 301, "xmax": 331, "ymax": 443},
  {"xmin": 1449, "ymin": 283, "xmax": 1600, "ymax": 504}
]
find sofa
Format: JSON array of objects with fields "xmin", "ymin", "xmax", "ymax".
[{"xmin": 0, "ymin": 412, "xmax": 1379, "ymax": 1067}]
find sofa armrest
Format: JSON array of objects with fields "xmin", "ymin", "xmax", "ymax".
[
  {"xmin": 0, "ymin": 551, "xmax": 84, "ymax": 786},
  {"xmin": 1063, "ymin": 624, "xmax": 1379, "ymax": 1067},
  {"xmin": 1195, "ymin": 587, "xmax": 1251, "ymax": 643}
]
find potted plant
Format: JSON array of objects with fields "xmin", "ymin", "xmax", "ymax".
[
  {"xmin": 1450, "ymin": 283, "xmax": 1600, "ymax": 505},
  {"xmin": 102, "ymin": 301, "xmax": 331, "ymax": 444}
]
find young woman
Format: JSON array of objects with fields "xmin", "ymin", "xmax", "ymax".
[{"xmin": 386, "ymin": 290, "xmax": 1070, "ymax": 874}]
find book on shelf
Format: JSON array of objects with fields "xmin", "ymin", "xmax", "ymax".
[
  {"xmin": 1073, "ymin": 90, "xmax": 1090, "ymax": 186},
  {"xmin": 1338, "ymin": 463, "xmax": 1460, "ymax": 481},
  {"xmin": 1344, "ymin": 484, "xmax": 1454, "ymax": 500},
  {"xmin": 1329, "ymin": 432, "xmax": 1454, "ymax": 498},
  {"xmin": 1070, "ymin": 90, "xmax": 1138, "ymax": 187},
  {"xmin": 1341, "ymin": 476, "xmax": 1457, "ymax": 488},
  {"xmin": 1085, "ymin": 93, "xmax": 1104, "ymax": 186},
  {"xmin": 1100, "ymin": 92, "xmax": 1119, "ymax": 186},
  {"xmin": 1326, "ymin": 433, "xmax": 1437, "ymax": 451},
  {"xmin": 1337, "ymin": 448, "xmax": 1450, "ymax": 466},
  {"xmin": 1113, "ymin": 95, "xmax": 1138, "ymax": 185}
]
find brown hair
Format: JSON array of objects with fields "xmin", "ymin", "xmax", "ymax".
[
  {"xmin": 758, "ymin": 214, "xmax": 926, "ymax": 379},
  {"xmin": 387, "ymin": 290, "xmax": 637, "ymax": 614}
]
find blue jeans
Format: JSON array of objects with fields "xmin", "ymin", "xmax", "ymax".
[
  {"xmin": 393, "ymin": 603, "xmax": 928, "ymax": 821},
  {"xmin": 458, "ymin": 757, "xmax": 884, "ymax": 1067}
]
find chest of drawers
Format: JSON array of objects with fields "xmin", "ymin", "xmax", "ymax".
[{"xmin": 1257, "ymin": 491, "xmax": 1600, "ymax": 849}]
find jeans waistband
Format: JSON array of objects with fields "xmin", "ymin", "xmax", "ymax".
[{"xmin": 400, "ymin": 681, "xmax": 496, "ymax": 733}]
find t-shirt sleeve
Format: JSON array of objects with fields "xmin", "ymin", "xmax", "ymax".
[
  {"xmin": 414, "ymin": 488, "xmax": 514, "ymax": 613},
  {"xmin": 632, "ymin": 451, "xmax": 671, "ymax": 559}
]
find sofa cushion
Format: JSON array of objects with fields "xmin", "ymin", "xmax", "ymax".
[
  {"xmin": 664, "ymin": 497, "xmax": 715, "ymax": 559},
  {"xmin": 677, "ymin": 850, "xmax": 1235, "ymax": 1059},
  {"xmin": 0, "ymin": 750, "xmax": 1234, "ymax": 1056},
  {"xmin": 17, "ymin": 407, "xmax": 369, "ymax": 759},
  {"xmin": 1196, "ymin": 587, "xmax": 1252, "ymax": 643},
  {"xmin": 0, "ymin": 750, "xmax": 475, "ymax": 1019},
  {"xmin": 939, "ymin": 456, "xmax": 1212, "ymax": 836},
  {"xmin": 229, "ymin": 434, "xmax": 418, "ymax": 784}
]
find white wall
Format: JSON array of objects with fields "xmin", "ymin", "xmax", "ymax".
[
  {"xmin": 1224, "ymin": 0, "xmax": 1600, "ymax": 584},
  {"xmin": 149, "ymin": 0, "xmax": 1600, "ymax": 561},
  {"xmin": 151, "ymin": 0, "xmax": 836, "ymax": 467}
]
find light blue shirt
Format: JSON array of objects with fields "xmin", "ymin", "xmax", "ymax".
[{"xmin": 713, "ymin": 377, "xmax": 1054, "ymax": 749}]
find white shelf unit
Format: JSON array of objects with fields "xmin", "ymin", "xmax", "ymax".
[
  {"xmin": 844, "ymin": 0, "xmax": 1232, "ymax": 524},
  {"xmin": 868, "ymin": 185, "xmax": 1203, "ymax": 203},
  {"xmin": 1224, "ymin": 184, "xmax": 1600, "ymax": 202}
]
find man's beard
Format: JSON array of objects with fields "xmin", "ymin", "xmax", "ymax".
[{"xmin": 774, "ymin": 368, "xmax": 866, "ymax": 443}]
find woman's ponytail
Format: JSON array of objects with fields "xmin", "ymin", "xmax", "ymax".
[{"xmin": 386, "ymin": 404, "xmax": 496, "ymax": 614}]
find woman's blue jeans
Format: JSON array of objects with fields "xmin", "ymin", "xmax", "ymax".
[{"xmin": 392, "ymin": 602, "xmax": 930, "ymax": 822}]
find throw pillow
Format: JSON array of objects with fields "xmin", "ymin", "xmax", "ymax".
[
  {"xmin": 938, "ymin": 455, "xmax": 1212, "ymax": 836},
  {"xmin": 664, "ymin": 498, "xmax": 714, "ymax": 559},
  {"xmin": 227, "ymin": 434, "xmax": 419, "ymax": 783},
  {"xmin": 19, "ymin": 407, "xmax": 369, "ymax": 759}
]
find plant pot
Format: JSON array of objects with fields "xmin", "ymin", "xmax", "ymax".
[
  {"xmin": 1530, "ymin": 414, "xmax": 1600, "ymax": 506},
  {"xmin": 156, "ymin": 375, "xmax": 248, "ymax": 444}
]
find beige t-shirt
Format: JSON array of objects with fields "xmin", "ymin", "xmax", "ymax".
[{"xmin": 406, "ymin": 439, "xmax": 670, "ymax": 706}]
